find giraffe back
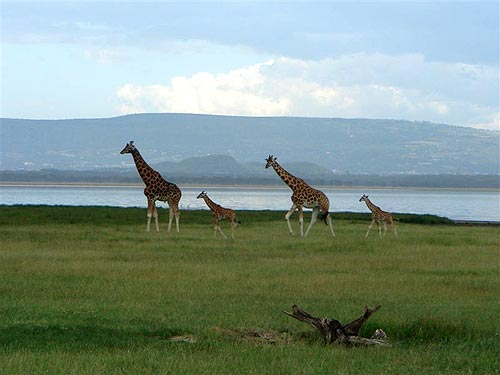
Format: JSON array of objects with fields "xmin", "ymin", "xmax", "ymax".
[
  {"xmin": 148, "ymin": 180, "xmax": 182, "ymax": 204},
  {"xmin": 214, "ymin": 205, "xmax": 237, "ymax": 222},
  {"xmin": 293, "ymin": 184, "xmax": 330, "ymax": 212}
]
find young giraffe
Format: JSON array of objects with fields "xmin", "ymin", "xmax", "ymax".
[
  {"xmin": 197, "ymin": 191, "xmax": 239, "ymax": 239},
  {"xmin": 359, "ymin": 194, "xmax": 398, "ymax": 238},
  {"xmin": 120, "ymin": 141, "xmax": 181, "ymax": 233},
  {"xmin": 265, "ymin": 155, "xmax": 335, "ymax": 237}
]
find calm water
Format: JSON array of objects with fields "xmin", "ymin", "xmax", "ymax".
[{"xmin": 1, "ymin": 185, "xmax": 499, "ymax": 222}]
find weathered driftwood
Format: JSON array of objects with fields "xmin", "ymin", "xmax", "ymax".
[{"xmin": 283, "ymin": 304, "xmax": 390, "ymax": 346}]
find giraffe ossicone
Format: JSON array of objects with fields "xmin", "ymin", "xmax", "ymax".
[
  {"xmin": 197, "ymin": 191, "xmax": 239, "ymax": 239},
  {"xmin": 265, "ymin": 155, "xmax": 335, "ymax": 237},
  {"xmin": 120, "ymin": 141, "xmax": 182, "ymax": 233}
]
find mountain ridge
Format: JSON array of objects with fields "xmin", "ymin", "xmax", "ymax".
[{"xmin": 1, "ymin": 113, "xmax": 498, "ymax": 174}]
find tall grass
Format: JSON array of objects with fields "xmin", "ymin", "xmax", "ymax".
[{"xmin": 0, "ymin": 205, "xmax": 498, "ymax": 374}]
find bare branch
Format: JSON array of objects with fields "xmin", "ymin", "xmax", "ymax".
[{"xmin": 283, "ymin": 304, "xmax": 389, "ymax": 346}]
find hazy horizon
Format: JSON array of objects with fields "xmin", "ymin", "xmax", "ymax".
[{"xmin": 1, "ymin": 112, "xmax": 499, "ymax": 134}]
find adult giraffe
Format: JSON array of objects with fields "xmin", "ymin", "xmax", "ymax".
[
  {"xmin": 359, "ymin": 194, "xmax": 398, "ymax": 238},
  {"xmin": 120, "ymin": 141, "xmax": 181, "ymax": 232},
  {"xmin": 265, "ymin": 155, "xmax": 335, "ymax": 237}
]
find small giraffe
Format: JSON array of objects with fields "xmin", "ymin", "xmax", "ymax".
[
  {"xmin": 120, "ymin": 141, "xmax": 181, "ymax": 233},
  {"xmin": 265, "ymin": 155, "xmax": 335, "ymax": 237},
  {"xmin": 359, "ymin": 194, "xmax": 398, "ymax": 238},
  {"xmin": 197, "ymin": 191, "xmax": 239, "ymax": 239}
]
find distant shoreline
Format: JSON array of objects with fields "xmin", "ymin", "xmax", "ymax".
[{"xmin": 1, "ymin": 181, "xmax": 499, "ymax": 192}]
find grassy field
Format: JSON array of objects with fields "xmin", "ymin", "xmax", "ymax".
[{"xmin": 0, "ymin": 205, "xmax": 498, "ymax": 374}]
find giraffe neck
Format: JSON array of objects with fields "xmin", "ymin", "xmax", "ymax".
[
  {"xmin": 202, "ymin": 195, "xmax": 219, "ymax": 211},
  {"xmin": 364, "ymin": 198, "xmax": 381, "ymax": 213},
  {"xmin": 272, "ymin": 162, "xmax": 300, "ymax": 190},
  {"xmin": 130, "ymin": 149, "xmax": 157, "ymax": 185}
]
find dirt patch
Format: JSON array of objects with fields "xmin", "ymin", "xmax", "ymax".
[
  {"xmin": 214, "ymin": 327, "xmax": 291, "ymax": 345},
  {"xmin": 167, "ymin": 334, "xmax": 197, "ymax": 344}
]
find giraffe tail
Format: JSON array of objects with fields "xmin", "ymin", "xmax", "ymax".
[{"xmin": 320, "ymin": 211, "xmax": 329, "ymax": 225}]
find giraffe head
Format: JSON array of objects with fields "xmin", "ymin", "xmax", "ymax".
[
  {"xmin": 120, "ymin": 141, "xmax": 136, "ymax": 154},
  {"xmin": 359, "ymin": 194, "xmax": 369, "ymax": 202},
  {"xmin": 265, "ymin": 155, "xmax": 277, "ymax": 169},
  {"xmin": 197, "ymin": 191, "xmax": 207, "ymax": 199}
]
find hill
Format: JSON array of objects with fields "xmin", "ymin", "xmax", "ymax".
[
  {"xmin": 1, "ymin": 155, "xmax": 498, "ymax": 188},
  {"xmin": 1, "ymin": 113, "xmax": 498, "ymax": 174}
]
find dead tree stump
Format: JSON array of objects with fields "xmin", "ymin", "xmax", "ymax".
[{"xmin": 283, "ymin": 304, "xmax": 390, "ymax": 346}]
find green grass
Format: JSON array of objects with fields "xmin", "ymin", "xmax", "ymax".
[{"xmin": 0, "ymin": 205, "xmax": 498, "ymax": 374}]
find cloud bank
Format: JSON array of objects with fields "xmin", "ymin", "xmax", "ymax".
[{"xmin": 116, "ymin": 54, "xmax": 499, "ymax": 130}]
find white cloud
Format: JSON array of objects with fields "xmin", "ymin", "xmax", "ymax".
[
  {"xmin": 117, "ymin": 61, "xmax": 290, "ymax": 116},
  {"xmin": 116, "ymin": 54, "xmax": 499, "ymax": 130}
]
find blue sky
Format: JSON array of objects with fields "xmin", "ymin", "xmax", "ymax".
[{"xmin": 1, "ymin": 1, "xmax": 499, "ymax": 130}]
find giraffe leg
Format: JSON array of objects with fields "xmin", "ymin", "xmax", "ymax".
[
  {"xmin": 387, "ymin": 217, "xmax": 398, "ymax": 237},
  {"xmin": 146, "ymin": 199, "xmax": 155, "ymax": 232},
  {"xmin": 365, "ymin": 219, "xmax": 375, "ymax": 237},
  {"xmin": 172, "ymin": 204, "xmax": 180, "ymax": 233},
  {"xmin": 216, "ymin": 222, "xmax": 227, "ymax": 239},
  {"xmin": 383, "ymin": 221, "xmax": 387, "ymax": 237},
  {"xmin": 304, "ymin": 207, "xmax": 320, "ymax": 237},
  {"xmin": 377, "ymin": 221, "xmax": 382, "ymax": 238},
  {"xmin": 298, "ymin": 206, "xmax": 304, "ymax": 237},
  {"xmin": 392, "ymin": 223, "xmax": 398, "ymax": 237},
  {"xmin": 167, "ymin": 205, "xmax": 174, "ymax": 233},
  {"xmin": 212, "ymin": 216, "xmax": 218, "ymax": 237},
  {"xmin": 219, "ymin": 227, "xmax": 228, "ymax": 239},
  {"xmin": 153, "ymin": 205, "xmax": 159, "ymax": 232},
  {"xmin": 230, "ymin": 220, "xmax": 236, "ymax": 239},
  {"xmin": 285, "ymin": 203, "xmax": 297, "ymax": 236},
  {"xmin": 327, "ymin": 214, "xmax": 335, "ymax": 237}
]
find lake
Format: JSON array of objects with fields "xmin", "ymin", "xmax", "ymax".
[{"xmin": 1, "ymin": 185, "xmax": 499, "ymax": 222}]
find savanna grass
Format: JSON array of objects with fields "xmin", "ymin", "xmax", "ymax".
[{"xmin": 0, "ymin": 205, "xmax": 498, "ymax": 374}]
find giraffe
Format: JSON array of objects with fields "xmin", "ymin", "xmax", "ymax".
[
  {"xmin": 265, "ymin": 155, "xmax": 335, "ymax": 237},
  {"xmin": 197, "ymin": 191, "xmax": 239, "ymax": 239},
  {"xmin": 359, "ymin": 194, "xmax": 398, "ymax": 238},
  {"xmin": 120, "ymin": 141, "xmax": 181, "ymax": 233}
]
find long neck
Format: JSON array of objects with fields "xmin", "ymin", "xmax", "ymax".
[
  {"xmin": 131, "ymin": 149, "xmax": 157, "ymax": 184},
  {"xmin": 202, "ymin": 195, "xmax": 219, "ymax": 211},
  {"xmin": 364, "ymin": 198, "xmax": 380, "ymax": 213},
  {"xmin": 272, "ymin": 162, "xmax": 300, "ymax": 189}
]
